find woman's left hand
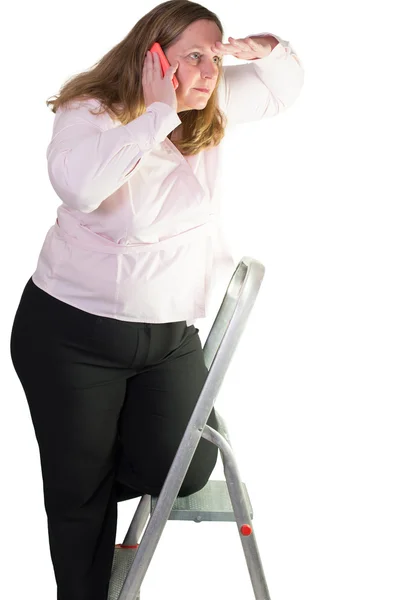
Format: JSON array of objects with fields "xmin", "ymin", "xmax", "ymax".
[{"xmin": 212, "ymin": 36, "xmax": 275, "ymax": 61}]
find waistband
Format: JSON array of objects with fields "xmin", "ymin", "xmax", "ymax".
[{"xmin": 54, "ymin": 216, "xmax": 217, "ymax": 255}]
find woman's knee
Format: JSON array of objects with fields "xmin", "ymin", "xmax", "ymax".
[{"xmin": 177, "ymin": 439, "xmax": 219, "ymax": 497}]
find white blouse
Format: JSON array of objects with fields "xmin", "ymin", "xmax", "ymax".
[{"xmin": 32, "ymin": 33, "xmax": 304, "ymax": 326}]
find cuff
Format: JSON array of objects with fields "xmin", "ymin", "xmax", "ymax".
[{"xmin": 125, "ymin": 101, "xmax": 181, "ymax": 149}]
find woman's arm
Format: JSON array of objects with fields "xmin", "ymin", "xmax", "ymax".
[
  {"xmin": 217, "ymin": 33, "xmax": 304, "ymax": 125},
  {"xmin": 47, "ymin": 100, "xmax": 181, "ymax": 213}
]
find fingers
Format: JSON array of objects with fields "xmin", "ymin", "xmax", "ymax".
[
  {"xmin": 151, "ymin": 52, "xmax": 160, "ymax": 72},
  {"xmin": 143, "ymin": 52, "xmax": 178, "ymax": 77},
  {"xmin": 213, "ymin": 37, "xmax": 254, "ymax": 55},
  {"xmin": 213, "ymin": 40, "xmax": 237, "ymax": 55},
  {"xmin": 143, "ymin": 51, "xmax": 159, "ymax": 67},
  {"xmin": 143, "ymin": 51, "xmax": 160, "ymax": 83}
]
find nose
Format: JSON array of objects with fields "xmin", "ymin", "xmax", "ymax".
[{"xmin": 201, "ymin": 61, "xmax": 218, "ymax": 80}]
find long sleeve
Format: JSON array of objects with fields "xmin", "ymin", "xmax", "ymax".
[
  {"xmin": 217, "ymin": 33, "xmax": 304, "ymax": 125},
  {"xmin": 46, "ymin": 100, "xmax": 181, "ymax": 213}
]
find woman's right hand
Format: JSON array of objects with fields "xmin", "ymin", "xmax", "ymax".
[{"xmin": 142, "ymin": 51, "xmax": 179, "ymax": 112}]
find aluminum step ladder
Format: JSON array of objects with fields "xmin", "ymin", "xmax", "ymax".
[{"xmin": 108, "ymin": 256, "xmax": 271, "ymax": 600}]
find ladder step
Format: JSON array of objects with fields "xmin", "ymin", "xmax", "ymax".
[{"xmin": 150, "ymin": 479, "xmax": 253, "ymax": 522}]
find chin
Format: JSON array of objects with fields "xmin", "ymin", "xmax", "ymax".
[
  {"xmin": 178, "ymin": 102, "xmax": 208, "ymax": 113},
  {"xmin": 185, "ymin": 97, "xmax": 209, "ymax": 109}
]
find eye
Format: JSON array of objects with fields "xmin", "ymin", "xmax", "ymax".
[{"xmin": 189, "ymin": 52, "xmax": 221, "ymax": 64}]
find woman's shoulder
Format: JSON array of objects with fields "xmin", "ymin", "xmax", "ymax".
[
  {"xmin": 56, "ymin": 96, "xmax": 101, "ymax": 112},
  {"xmin": 55, "ymin": 97, "xmax": 118, "ymax": 129}
]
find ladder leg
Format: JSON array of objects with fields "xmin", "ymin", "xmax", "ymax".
[
  {"xmin": 109, "ymin": 496, "xmax": 151, "ymax": 600},
  {"xmin": 122, "ymin": 494, "xmax": 151, "ymax": 546},
  {"xmin": 202, "ymin": 424, "xmax": 271, "ymax": 600}
]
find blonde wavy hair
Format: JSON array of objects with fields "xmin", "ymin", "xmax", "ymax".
[{"xmin": 46, "ymin": 0, "xmax": 228, "ymax": 156}]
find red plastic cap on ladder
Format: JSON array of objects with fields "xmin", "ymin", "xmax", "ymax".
[{"xmin": 240, "ymin": 524, "xmax": 252, "ymax": 536}]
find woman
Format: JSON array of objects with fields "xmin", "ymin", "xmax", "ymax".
[{"xmin": 10, "ymin": 1, "xmax": 304, "ymax": 598}]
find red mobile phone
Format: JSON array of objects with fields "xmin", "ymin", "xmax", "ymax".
[{"xmin": 149, "ymin": 42, "xmax": 179, "ymax": 89}]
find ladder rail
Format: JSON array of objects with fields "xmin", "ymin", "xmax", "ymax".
[
  {"xmin": 202, "ymin": 425, "xmax": 271, "ymax": 600},
  {"xmin": 202, "ymin": 258, "xmax": 252, "ymax": 371},
  {"xmin": 117, "ymin": 256, "xmax": 266, "ymax": 600}
]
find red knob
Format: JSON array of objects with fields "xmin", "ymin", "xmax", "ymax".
[{"xmin": 240, "ymin": 524, "xmax": 252, "ymax": 536}]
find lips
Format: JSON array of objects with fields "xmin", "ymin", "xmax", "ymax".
[{"xmin": 194, "ymin": 88, "xmax": 210, "ymax": 93}]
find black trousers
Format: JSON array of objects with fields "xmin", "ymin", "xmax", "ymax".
[{"xmin": 10, "ymin": 278, "xmax": 218, "ymax": 600}]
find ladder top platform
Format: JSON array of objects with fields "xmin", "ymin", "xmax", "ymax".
[{"xmin": 151, "ymin": 479, "xmax": 254, "ymax": 522}]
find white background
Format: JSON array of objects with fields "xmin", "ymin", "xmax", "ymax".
[{"xmin": 1, "ymin": 0, "xmax": 403, "ymax": 599}]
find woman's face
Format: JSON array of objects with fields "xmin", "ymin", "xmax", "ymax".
[{"xmin": 165, "ymin": 19, "xmax": 223, "ymax": 113}]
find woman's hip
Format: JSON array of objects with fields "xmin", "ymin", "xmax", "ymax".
[{"xmin": 9, "ymin": 277, "xmax": 189, "ymax": 372}]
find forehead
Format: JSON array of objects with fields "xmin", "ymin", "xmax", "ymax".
[
  {"xmin": 176, "ymin": 19, "xmax": 222, "ymax": 48},
  {"xmin": 183, "ymin": 45, "xmax": 215, "ymax": 52}
]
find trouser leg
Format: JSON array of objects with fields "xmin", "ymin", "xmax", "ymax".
[{"xmin": 10, "ymin": 279, "xmax": 136, "ymax": 599}]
